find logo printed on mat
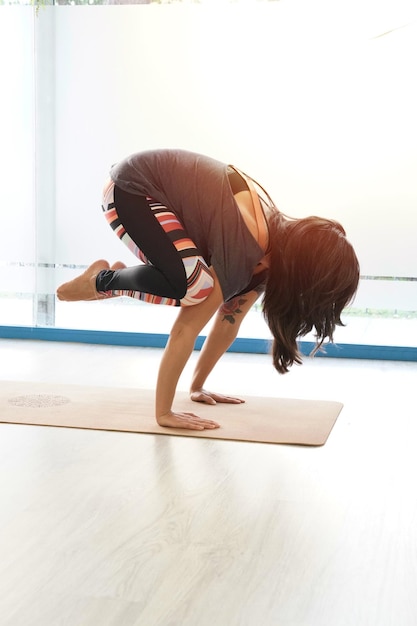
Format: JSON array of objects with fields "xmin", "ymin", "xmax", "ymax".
[{"xmin": 8, "ymin": 394, "xmax": 71, "ymax": 408}]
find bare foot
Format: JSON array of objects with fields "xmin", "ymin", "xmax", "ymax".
[{"xmin": 57, "ymin": 259, "xmax": 110, "ymax": 301}]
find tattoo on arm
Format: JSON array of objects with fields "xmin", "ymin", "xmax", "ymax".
[{"xmin": 219, "ymin": 297, "xmax": 247, "ymax": 325}]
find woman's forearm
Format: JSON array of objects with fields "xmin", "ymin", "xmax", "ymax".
[
  {"xmin": 191, "ymin": 289, "xmax": 261, "ymax": 392},
  {"xmin": 191, "ymin": 316, "xmax": 239, "ymax": 391},
  {"xmin": 155, "ymin": 269, "xmax": 224, "ymax": 420},
  {"xmin": 155, "ymin": 329, "xmax": 196, "ymax": 419}
]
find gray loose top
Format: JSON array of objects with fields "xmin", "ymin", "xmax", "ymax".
[{"xmin": 110, "ymin": 149, "xmax": 265, "ymax": 301}]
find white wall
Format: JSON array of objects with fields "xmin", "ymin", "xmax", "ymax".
[{"xmin": 52, "ymin": 1, "xmax": 417, "ymax": 282}]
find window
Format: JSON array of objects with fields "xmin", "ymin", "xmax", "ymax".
[{"xmin": 1, "ymin": 1, "xmax": 416, "ymax": 355}]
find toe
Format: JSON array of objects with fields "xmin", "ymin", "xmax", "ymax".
[{"xmin": 110, "ymin": 261, "xmax": 127, "ymax": 271}]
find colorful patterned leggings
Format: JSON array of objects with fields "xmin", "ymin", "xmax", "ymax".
[{"xmin": 98, "ymin": 182, "xmax": 214, "ymax": 306}]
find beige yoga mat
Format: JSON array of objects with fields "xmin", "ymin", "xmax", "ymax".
[{"xmin": 0, "ymin": 381, "xmax": 343, "ymax": 446}]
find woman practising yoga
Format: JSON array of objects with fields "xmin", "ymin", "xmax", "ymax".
[{"xmin": 57, "ymin": 149, "xmax": 360, "ymax": 430}]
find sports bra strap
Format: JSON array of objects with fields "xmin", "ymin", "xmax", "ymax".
[{"xmin": 229, "ymin": 166, "xmax": 269, "ymax": 253}]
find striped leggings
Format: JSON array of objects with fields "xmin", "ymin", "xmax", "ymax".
[{"xmin": 98, "ymin": 181, "xmax": 214, "ymax": 306}]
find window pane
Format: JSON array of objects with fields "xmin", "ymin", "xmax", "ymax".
[
  {"xmin": 2, "ymin": 2, "xmax": 417, "ymax": 351},
  {"xmin": 0, "ymin": 8, "xmax": 35, "ymax": 326},
  {"xmin": 52, "ymin": 4, "xmax": 417, "ymax": 347}
]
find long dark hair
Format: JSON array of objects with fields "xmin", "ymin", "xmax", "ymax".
[{"xmin": 263, "ymin": 212, "xmax": 360, "ymax": 374}]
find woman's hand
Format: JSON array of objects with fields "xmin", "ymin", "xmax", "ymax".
[
  {"xmin": 190, "ymin": 388, "xmax": 245, "ymax": 405},
  {"xmin": 157, "ymin": 410, "xmax": 220, "ymax": 431}
]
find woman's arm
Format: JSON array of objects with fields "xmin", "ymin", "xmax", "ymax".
[
  {"xmin": 155, "ymin": 270, "xmax": 224, "ymax": 430},
  {"xmin": 190, "ymin": 289, "xmax": 262, "ymax": 404}
]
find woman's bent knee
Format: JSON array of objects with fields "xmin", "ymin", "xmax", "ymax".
[{"xmin": 180, "ymin": 262, "xmax": 214, "ymax": 306}]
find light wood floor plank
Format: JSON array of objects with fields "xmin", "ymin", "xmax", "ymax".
[{"xmin": 1, "ymin": 339, "xmax": 417, "ymax": 625}]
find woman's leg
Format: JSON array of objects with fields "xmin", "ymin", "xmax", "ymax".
[{"xmin": 97, "ymin": 183, "xmax": 214, "ymax": 306}]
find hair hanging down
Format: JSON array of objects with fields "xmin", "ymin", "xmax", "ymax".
[{"xmin": 263, "ymin": 212, "xmax": 360, "ymax": 374}]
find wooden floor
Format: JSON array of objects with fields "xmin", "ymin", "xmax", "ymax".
[{"xmin": 0, "ymin": 338, "xmax": 416, "ymax": 626}]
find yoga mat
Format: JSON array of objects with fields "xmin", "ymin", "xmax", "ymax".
[{"xmin": 0, "ymin": 381, "xmax": 343, "ymax": 446}]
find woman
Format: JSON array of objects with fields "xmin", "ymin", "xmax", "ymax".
[{"xmin": 57, "ymin": 149, "xmax": 360, "ymax": 430}]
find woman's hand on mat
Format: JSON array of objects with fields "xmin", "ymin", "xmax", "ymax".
[
  {"xmin": 157, "ymin": 410, "xmax": 220, "ymax": 431},
  {"xmin": 190, "ymin": 388, "xmax": 245, "ymax": 405}
]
